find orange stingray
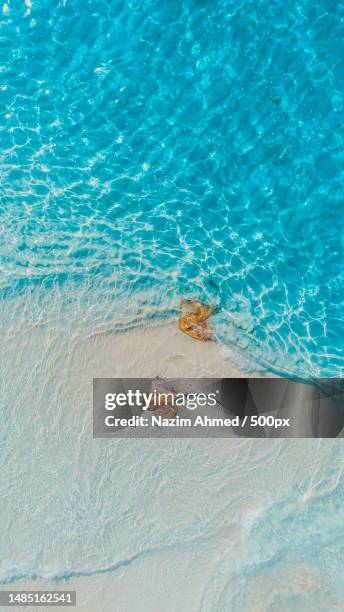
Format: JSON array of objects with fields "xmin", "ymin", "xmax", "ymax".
[
  {"xmin": 178, "ymin": 299, "xmax": 215, "ymax": 341},
  {"xmin": 148, "ymin": 393, "xmax": 178, "ymax": 418}
]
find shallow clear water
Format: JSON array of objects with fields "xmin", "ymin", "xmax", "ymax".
[
  {"xmin": 1, "ymin": 0, "xmax": 344, "ymax": 374},
  {"xmin": 1, "ymin": 3, "xmax": 344, "ymax": 607}
]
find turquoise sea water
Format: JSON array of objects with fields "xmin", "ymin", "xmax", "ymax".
[{"xmin": 1, "ymin": 0, "xmax": 344, "ymax": 375}]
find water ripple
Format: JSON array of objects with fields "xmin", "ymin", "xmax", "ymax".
[{"xmin": 1, "ymin": 0, "xmax": 344, "ymax": 375}]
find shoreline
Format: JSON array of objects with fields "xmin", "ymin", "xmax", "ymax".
[{"xmin": 89, "ymin": 319, "xmax": 251, "ymax": 378}]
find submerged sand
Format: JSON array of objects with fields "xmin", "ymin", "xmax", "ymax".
[
  {"xmin": 88, "ymin": 320, "xmax": 247, "ymax": 378},
  {"xmin": 2, "ymin": 318, "xmax": 261, "ymax": 611},
  {"xmin": 6, "ymin": 320, "xmax": 340, "ymax": 612}
]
